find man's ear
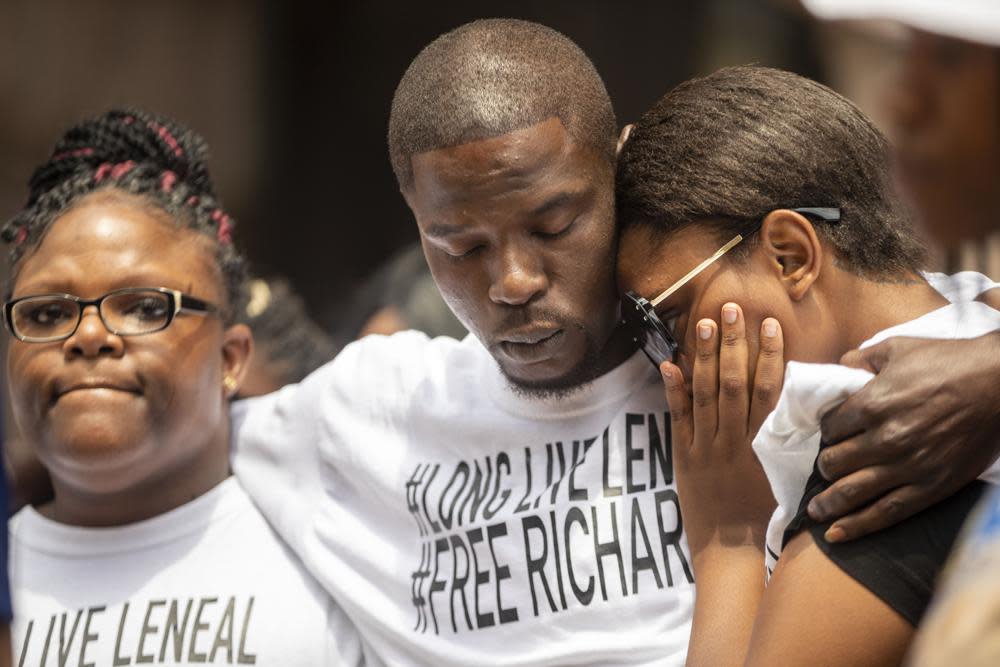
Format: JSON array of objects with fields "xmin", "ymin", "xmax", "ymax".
[
  {"xmin": 616, "ymin": 124, "xmax": 635, "ymax": 157},
  {"xmin": 221, "ymin": 323, "xmax": 253, "ymax": 399},
  {"xmin": 759, "ymin": 209, "xmax": 824, "ymax": 301}
]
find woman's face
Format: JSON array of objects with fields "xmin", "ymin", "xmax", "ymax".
[
  {"xmin": 617, "ymin": 224, "xmax": 819, "ymax": 383},
  {"xmin": 6, "ymin": 191, "xmax": 243, "ymax": 496}
]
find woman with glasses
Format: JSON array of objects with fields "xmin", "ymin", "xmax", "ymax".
[
  {"xmin": 615, "ymin": 66, "xmax": 999, "ymax": 666},
  {"xmin": 4, "ymin": 110, "xmax": 360, "ymax": 666}
]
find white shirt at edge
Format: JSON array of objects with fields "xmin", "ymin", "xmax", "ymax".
[{"xmin": 10, "ymin": 477, "xmax": 362, "ymax": 667}]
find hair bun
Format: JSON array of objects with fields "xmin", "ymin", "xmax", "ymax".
[{"xmin": 25, "ymin": 108, "xmax": 216, "ymax": 207}]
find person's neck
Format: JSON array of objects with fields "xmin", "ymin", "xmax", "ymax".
[
  {"xmin": 42, "ymin": 430, "xmax": 231, "ymax": 528},
  {"xmin": 592, "ymin": 319, "xmax": 640, "ymax": 379},
  {"xmin": 828, "ymin": 271, "xmax": 948, "ymax": 359}
]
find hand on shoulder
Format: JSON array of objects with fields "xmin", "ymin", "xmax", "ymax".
[{"xmin": 813, "ymin": 331, "xmax": 1000, "ymax": 542}]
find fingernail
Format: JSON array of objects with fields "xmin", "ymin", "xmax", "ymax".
[
  {"xmin": 763, "ymin": 319, "xmax": 778, "ymax": 338},
  {"xmin": 824, "ymin": 525, "xmax": 845, "ymax": 543},
  {"xmin": 807, "ymin": 498, "xmax": 826, "ymax": 520},
  {"xmin": 698, "ymin": 322, "xmax": 712, "ymax": 340},
  {"xmin": 723, "ymin": 305, "xmax": 738, "ymax": 324},
  {"xmin": 817, "ymin": 455, "xmax": 832, "ymax": 480},
  {"xmin": 660, "ymin": 366, "xmax": 684, "ymax": 389}
]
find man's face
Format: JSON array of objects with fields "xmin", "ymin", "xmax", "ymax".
[
  {"xmin": 885, "ymin": 31, "xmax": 1000, "ymax": 247},
  {"xmin": 403, "ymin": 117, "xmax": 619, "ymax": 393}
]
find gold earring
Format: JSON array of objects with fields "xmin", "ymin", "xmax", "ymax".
[{"xmin": 223, "ymin": 376, "xmax": 238, "ymax": 392}]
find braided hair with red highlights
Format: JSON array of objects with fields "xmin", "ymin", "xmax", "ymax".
[{"xmin": 2, "ymin": 109, "xmax": 247, "ymax": 319}]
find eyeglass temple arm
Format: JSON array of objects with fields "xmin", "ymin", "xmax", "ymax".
[
  {"xmin": 792, "ymin": 207, "xmax": 840, "ymax": 222},
  {"xmin": 178, "ymin": 293, "xmax": 217, "ymax": 314},
  {"xmin": 650, "ymin": 234, "xmax": 744, "ymax": 308},
  {"xmin": 646, "ymin": 207, "xmax": 839, "ymax": 308}
]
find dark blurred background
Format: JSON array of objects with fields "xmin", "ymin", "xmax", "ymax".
[{"xmin": 0, "ymin": 0, "xmax": 828, "ymax": 335}]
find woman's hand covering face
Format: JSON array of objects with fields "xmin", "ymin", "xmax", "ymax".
[
  {"xmin": 658, "ymin": 303, "xmax": 783, "ymax": 558},
  {"xmin": 655, "ymin": 303, "xmax": 784, "ymax": 667}
]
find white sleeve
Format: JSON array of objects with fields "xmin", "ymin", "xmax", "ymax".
[
  {"xmin": 924, "ymin": 271, "xmax": 1000, "ymax": 303},
  {"xmin": 230, "ymin": 331, "xmax": 430, "ymax": 557},
  {"xmin": 230, "ymin": 358, "xmax": 343, "ymax": 557}
]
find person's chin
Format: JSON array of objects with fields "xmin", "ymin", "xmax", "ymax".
[
  {"xmin": 43, "ymin": 431, "xmax": 158, "ymax": 497},
  {"xmin": 44, "ymin": 411, "xmax": 151, "ymax": 467},
  {"xmin": 496, "ymin": 333, "xmax": 601, "ymax": 397},
  {"xmin": 501, "ymin": 356, "xmax": 575, "ymax": 388}
]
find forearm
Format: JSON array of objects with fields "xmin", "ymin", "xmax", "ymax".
[
  {"xmin": 685, "ymin": 544, "xmax": 766, "ymax": 667},
  {"xmin": 981, "ymin": 331, "xmax": 1000, "ymax": 434},
  {"xmin": 978, "ymin": 330, "xmax": 1000, "ymax": 421},
  {"xmin": 942, "ymin": 330, "xmax": 1000, "ymax": 440}
]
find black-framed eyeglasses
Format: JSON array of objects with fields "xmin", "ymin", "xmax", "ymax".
[
  {"xmin": 621, "ymin": 207, "xmax": 841, "ymax": 368},
  {"xmin": 3, "ymin": 287, "xmax": 219, "ymax": 343}
]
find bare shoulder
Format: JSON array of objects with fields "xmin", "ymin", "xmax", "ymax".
[{"xmin": 745, "ymin": 531, "xmax": 913, "ymax": 667}]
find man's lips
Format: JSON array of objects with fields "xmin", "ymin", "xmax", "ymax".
[
  {"xmin": 498, "ymin": 326, "xmax": 562, "ymax": 345},
  {"xmin": 497, "ymin": 327, "xmax": 564, "ymax": 365}
]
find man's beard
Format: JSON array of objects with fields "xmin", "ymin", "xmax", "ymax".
[{"xmin": 496, "ymin": 320, "xmax": 606, "ymax": 400}]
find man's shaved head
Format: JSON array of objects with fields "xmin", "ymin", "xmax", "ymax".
[{"xmin": 388, "ymin": 18, "xmax": 617, "ymax": 188}]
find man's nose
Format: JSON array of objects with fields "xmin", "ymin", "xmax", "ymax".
[{"xmin": 487, "ymin": 244, "xmax": 548, "ymax": 306}]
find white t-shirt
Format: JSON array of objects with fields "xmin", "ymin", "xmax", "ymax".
[
  {"xmin": 10, "ymin": 477, "xmax": 362, "ymax": 667},
  {"xmin": 232, "ymin": 337, "xmax": 695, "ymax": 667},
  {"xmin": 754, "ymin": 274, "xmax": 1000, "ymax": 576}
]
